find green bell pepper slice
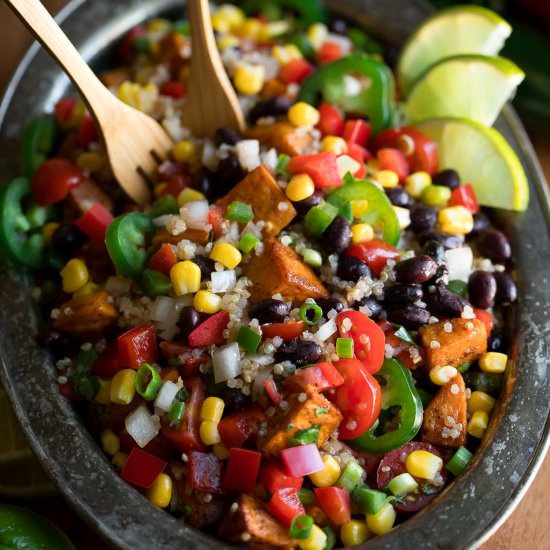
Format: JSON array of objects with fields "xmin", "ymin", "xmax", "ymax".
[
  {"xmin": 326, "ymin": 173, "xmax": 400, "ymax": 245},
  {"xmin": 349, "ymin": 358, "xmax": 423, "ymax": 455},
  {"xmin": 298, "ymin": 54, "xmax": 394, "ymax": 133},
  {"xmin": 22, "ymin": 118, "xmax": 56, "ymax": 176},
  {"xmin": 241, "ymin": 0, "xmax": 327, "ymax": 26},
  {"xmin": 0, "ymin": 177, "xmax": 46, "ymax": 269},
  {"xmin": 105, "ymin": 212, "xmax": 154, "ymax": 279}
]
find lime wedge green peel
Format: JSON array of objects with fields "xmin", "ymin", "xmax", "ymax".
[
  {"xmin": 406, "ymin": 54, "xmax": 525, "ymax": 126},
  {"xmin": 397, "ymin": 6, "xmax": 512, "ymax": 94},
  {"xmin": 416, "ymin": 117, "xmax": 529, "ymax": 211}
]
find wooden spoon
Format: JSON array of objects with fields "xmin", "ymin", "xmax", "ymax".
[
  {"xmin": 5, "ymin": 0, "xmax": 174, "ymax": 205},
  {"xmin": 183, "ymin": 0, "xmax": 245, "ymax": 138}
]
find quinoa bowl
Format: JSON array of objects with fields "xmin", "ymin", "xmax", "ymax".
[{"xmin": 1, "ymin": 0, "xmax": 550, "ymax": 549}]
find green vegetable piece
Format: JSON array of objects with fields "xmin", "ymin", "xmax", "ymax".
[
  {"xmin": 238, "ymin": 232, "xmax": 260, "ymax": 253},
  {"xmin": 237, "ymin": 325, "xmax": 261, "ymax": 353},
  {"xmin": 421, "ymin": 184, "xmax": 452, "ymax": 206},
  {"xmin": 299, "ymin": 303, "xmax": 323, "ymax": 325},
  {"xmin": 338, "ymin": 200, "xmax": 353, "ymax": 223},
  {"xmin": 241, "ymin": 0, "xmax": 327, "ymax": 26},
  {"xmin": 298, "ymin": 488, "xmax": 315, "ymax": 506},
  {"xmin": 149, "ymin": 195, "xmax": 179, "ymax": 218},
  {"xmin": 22, "ymin": 118, "xmax": 56, "ymax": 176},
  {"xmin": 226, "ymin": 200, "xmax": 254, "ymax": 222},
  {"xmin": 168, "ymin": 401, "xmax": 186, "ymax": 424},
  {"xmin": 289, "ymin": 514, "xmax": 314, "ymax": 540},
  {"xmin": 457, "ymin": 360, "xmax": 472, "ymax": 373},
  {"xmin": 322, "ymin": 526, "xmax": 336, "ymax": 550},
  {"xmin": 352, "ymin": 485, "xmax": 387, "ymax": 515},
  {"xmin": 336, "ymin": 337, "xmax": 354, "ymax": 359},
  {"xmin": 416, "ymin": 387, "xmax": 434, "ymax": 408},
  {"xmin": 141, "ymin": 269, "xmax": 172, "ymax": 298},
  {"xmin": 172, "ymin": 20, "xmax": 190, "ymax": 36},
  {"xmin": 275, "ymin": 154, "xmax": 291, "ymax": 177},
  {"xmin": 290, "ymin": 34, "xmax": 315, "ymax": 58},
  {"xmin": 26, "ymin": 204, "xmax": 57, "ymax": 229},
  {"xmin": 387, "ymin": 472, "xmax": 419, "ymax": 496},
  {"xmin": 301, "ymin": 248, "xmax": 323, "ymax": 268},
  {"xmin": 135, "ymin": 363, "xmax": 162, "ymax": 401},
  {"xmin": 336, "ymin": 460, "xmax": 364, "ymax": 492},
  {"xmin": 447, "ymin": 279, "xmax": 468, "ymax": 297},
  {"xmin": 347, "ymin": 27, "xmax": 383, "ymax": 54},
  {"xmin": 445, "ymin": 445, "xmax": 473, "ymax": 476},
  {"xmin": 75, "ymin": 348, "xmax": 99, "ymax": 374},
  {"xmin": 463, "ymin": 370, "xmax": 502, "ymax": 394},
  {"xmin": 72, "ymin": 373, "xmax": 100, "ymax": 401},
  {"xmin": 133, "ymin": 36, "xmax": 150, "ymax": 54},
  {"xmin": 289, "ymin": 425, "xmax": 321, "ymax": 446},
  {"xmin": 304, "ymin": 202, "xmax": 339, "ymax": 237}
]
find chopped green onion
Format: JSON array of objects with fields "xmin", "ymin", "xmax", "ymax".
[
  {"xmin": 141, "ymin": 269, "xmax": 172, "ymax": 298},
  {"xmin": 175, "ymin": 387, "xmax": 189, "ymax": 402},
  {"xmin": 226, "ymin": 200, "xmax": 254, "ymax": 222},
  {"xmin": 352, "ymin": 485, "xmax": 387, "ymax": 515},
  {"xmin": 149, "ymin": 195, "xmax": 179, "ymax": 218},
  {"xmin": 445, "ymin": 446, "xmax": 473, "ymax": 476},
  {"xmin": 26, "ymin": 204, "xmax": 55, "ymax": 229},
  {"xmin": 322, "ymin": 526, "xmax": 336, "ymax": 550},
  {"xmin": 172, "ymin": 20, "xmax": 190, "ymax": 36},
  {"xmin": 298, "ymin": 488, "xmax": 315, "ymax": 506},
  {"xmin": 239, "ymin": 232, "xmax": 260, "ymax": 254},
  {"xmin": 275, "ymin": 154, "xmax": 291, "ymax": 177},
  {"xmin": 301, "ymin": 248, "xmax": 323, "ymax": 268},
  {"xmin": 336, "ymin": 337, "xmax": 354, "ymax": 359},
  {"xmin": 387, "ymin": 473, "xmax": 419, "ymax": 496},
  {"xmin": 304, "ymin": 202, "xmax": 338, "ymax": 237},
  {"xmin": 289, "ymin": 514, "xmax": 313, "ymax": 540},
  {"xmin": 289, "ymin": 425, "xmax": 321, "ymax": 446},
  {"xmin": 75, "ymin": 348, "xmax": 99, "ymax": 374},
  {"xmin": 133, "ymin": 36, "xmax": 150, "ymax": 54},
  {"xmin": 299, "ymin": 303, "xmax": 323, "ymax": 325},
  {"xmin": 168, "ymin": 401, "xmax": 186, "ymax": 425},
  {"xmin": 463, "ymin": 371, "xmax": 502, "ymax": 394},
  {"xmin": 457, "ymin": 360, "xmax": 472, "ymax": 373},
  {"xmin": 72, "ymin": 373, "xmax": 100, "ymax": 401},
  {"xmin": 338, "ymin": 201, "xmax": 353, "ymax": 223},
  {"xmin": 289, "ymin": 35, "xmax": 315, "ymax": 58},
  {"xmin": 135, "ymin": 363, "xmax": 162, "ymax": 401},
  {"xmin": 337, "ymin": 460, "xmax": 364, "ymax": 492},
  {"xmin": 237, "ymin": 325, "xmax": 261, "ymax": 354},
  {"xmin": 447, "ymin": 279, "xmax": 468, "ymax": 297},
  {"xmin": 393, "ymin": 325, "xmax": 416, "ymax": 345}
]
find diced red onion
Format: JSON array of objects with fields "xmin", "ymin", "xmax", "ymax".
[{"xmin": 281, "ymin": 444, "xmax": 324, "ymax": 477}]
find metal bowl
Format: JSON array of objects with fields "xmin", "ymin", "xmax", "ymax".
[{"xmin": 1, "ymin": 1, "xmax": 549, "ymax": 548}]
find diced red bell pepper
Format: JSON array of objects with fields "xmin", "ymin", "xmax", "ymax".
[
  {"xmin": 161, "ymin": 377, "xmax": 206, "ymax": 453},
  {"xmin": 160, "ymin": 173, "xmax": 191, "ymax": 197},
  {"xmin": 148, "ymin": 243, "xmax": 177, "ymax": 277},
  {"xmin": 188, "ymin": 451, "xmax": 224, "ymax": 494},
  {"xmin": 343, "ymin": 119, "xmax": 372, "ymax": 147},
  {"xmin": 117, "ymin": 325, "xmax": 158, "ymax": 369},
  {"xmin": 346, "ymin": 238, "xmax": 400, "ymax": 276},
  {"xmin": 92, "ymin": 340, "xmax": 121, "ymax": 377},
  {"xmin": 207, "ymin": 206, "xmax": 225, "ymax": 239},
  {"xmin": 345, "ymin": 142, "xmax": 368, "ymax": 178},
  {"xmin": 188, "ymin": 310, "xmax": 230, "ymax": 348},
  {"xmin": 280, "ymin": 444, "xmax": 324, "ymax": 477},
  {"xmin": 288, "ymin": 152, "xmax": 342, "ymax": 188},
  {"xmin": 75, "ymin": 114, "xmax": 99, "ymax": 147},
  {"xmin": 449, "ymin": 183, "xmax": 479, "ymax": 214},
  {"xmin": 32, "ymin": 158, "xmax": 83, "ymax": 206},
  {"xmin": 260, "ymin": 460, "xmax": 303, "ymax": 493},
  {"xmin": 377, "ymin": 147, "xmax": 409, "ymax": 182},
  {"xmin": 120, "ymin": 447, "xmax": 166, "ymax": 489},
  {"xmin": 283, "ymin": 362, "xmax": 344, "ymax": 392},
  {"xmin": 218, "ymin": 405, "xmax": 265, "ymax": 449},
  {"xmin": 223, "ymin": 448, "xmax": 262, "ymax": 493},
  {"xmin": 268, "ymin": 488, "xmax": 305, "ymax": 527},
  {"xmin": 75, "ymin": 203, "xmax": 113, "ymax": 245},
  {"xmin": 58, "ymin": 379, "xmax": 77, "ymax": 401},
  {"xmin": 318, "ymin": 41, "xmax": 343, "ymax": 64},
  {"xmin": 279, "ymin": 58, "xmax": 314, "ymax": 84},
  {"xmin": 160, "ymin": 80, "xmax": 186, "ymax": 99},
  {"xmin": 54, "ymin": 97, "xmax": 78, "ymax": 127},
  {"xmin": 314, "ymin": 486, "xmax": 351, "ymax": 526},
  {"xmin": 264, "ymin": 379, "xmax": 282, "ymax": 405},
  {"xmin": 116, "ymin": 25, "xmax": 146, "ymax": 63},
  {"xmin": 473, "ymin": 308, "xmax": 493, "ymax": 336},
  {"xmin": 261, "ymin": 321, "xmax": 305, "ymax": 341},
  {"xmin": 317, "ymin": 103, "xmax": 345, "ymax": 137}
]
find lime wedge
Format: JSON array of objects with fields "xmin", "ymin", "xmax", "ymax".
[
  {"xmin": 406, "ymin": 55, "xmax": 524, "ymax": 126},
  {"xmin": 397, "ymin": 6, "xmax": 511, "ymax": 94},
  {"xmin": 416, "ymin": 117, "xmax": 529, "ymax": 211}
]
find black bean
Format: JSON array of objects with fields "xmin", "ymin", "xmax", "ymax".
[
  {"xmin": 468, "ymin": 271, "xmax": 497, "ymax": 309},
  {"xmin": 425, "ymin": 285, "xmax": 471, "ymax": 318},
  {"xmin": 355, "ymin": 297, "xmax": 384, "ymax": 319},
  {"xmin": 179, "ymin": 306, "xmax": 202, "ymax": 338},
  {"xmin": 488, "ymin": 333, "xmax": 509, "ymax": 353},
  {"xmin": 410, "ymin": 206, "xmax": 437, "ymax": 234},
  {"xmin": 386, "ymin": 306, "xmax": 431, "ymax": 329},
  {"xmin": 417, "ymin": 230, "xmax": 462, "ymax": 250},
  {"xmin": 477, "ymin": 230, "xmax": 511, "ymax": 263},
  {"xmin": 316, "ymin": 297, "xmax": 344, "ymax": 317},
  {"xmin": 494, "ymin": 272, "xmax": 517, "ymax": 305},
  {"xmin": 329, "ymin": 18, "xmax": 348, "ymax": 35},
  {"xmin": 395, "ymin": 255, "xmax": 437, "ymax": 284},
  {"xmin": 433, "ymin": 169, "xmax": 460, "ymax": 189},
  {"xmin": 215, "ymin": 153, "xmax": 245, "ymax": 189},
  {"xmin": 337, "ymin": 255, "xmax": 371, "ymax": 282},
  {"xmin": 322, "ymin": 216, "xmax": 352, "ymax": 255},
  {"xmin": 215, "ymin": 127, "xmax": 242, "ymax": 146},
  {"xmin": 422, "ymin": 240, "xmax": 446, "ymax": 264},
  {"xmin": 463, "ymin": 371, "xmax": 502, "ymax": 393},
  {"xmin": 192, "ymin": 255, "xmax": 216, "ymax": 279},
  {"xmin": 222, "ymin": 387, "xmax": 251, "ymax": 413},
  {"xmin": 471, "ymin": 211, "xmax": 491, "ymax": 236},
  {"xmin": 249, "ymin": 299, "xmax": 289, "ymax": 324},
  {"xmin": 274, "ymin": 338, "xmax": 322, "ymax": 367},
  {"xmin": 294, "ymin": 190, "xmax": 323, "ymax": 217},
  {"xmin": 51, "ymin": 224, "xmax": 87, "ymax": 255},
  {"xmin": 385, "ymin": 187, "xmax": 413, "ymax": 208},
  {"xmin": 383, "ymin": 44, "xmax": 400, "ymax": 68},
  {"xmin": 384, "ymin": 284, "xmax": 423, "ymax": 305},
  {"xmin": 192, "ymin": 167, "xmax": 217, "ymax": 200},
  {"xmin": 248, "ymin": 96, "xmax": 293, "ymax": 124}
]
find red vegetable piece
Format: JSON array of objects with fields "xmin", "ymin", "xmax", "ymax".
[
  {"xmin": 208, "ymin": 206, "xmax": 225, "ymax": 239},
  {"xmin": 116, "ymin": 25, "xmax": 146, "ymax": 63},
  {"xmin": 120, "ymin": 447, "xmax": 166, "ymax": 489},
  {"xmin": 261, "ymin": 320, "xmax": 305, "ymax": 341},
  {"xmin": 316, "ymin": 103, "xmax": 345, "ymax": 137},
  {"xmin": 345, "ymin": 142, "xmax": 369, "ymax": 178},
  {"xmin": 449, "ymin": 183, "xmax": 479, "ymax": 214},
  {"xmin": 160, "ymin": 80, "xmax": 186, "ymax": 99},
  {"xmin": 91, "ymin": 340, "xmax": 121, "ymax": 377},
  {"xmin": 377, "ymin": 148, "xmax": 409, "ymax": 182},
  {"xmin": 279, "ymin": 58, "xmax": 314, "ymax": 84},
  {"xmin": 223, "ymin": 448, "xmax": 262, "ymax": 493},
  {"xmin": 118, "ymin": 430, "xmax": 176, "ymax": 461},
  {"xmin": 346, "ymin": 238, "xmax": 400, "ymax": 276},
  {"xmin": 75, "ymin": 203, "xmax": 113, "ymax": 245},
  {"xmin": 376, "ymin": 442, "xmax": 448, "ymax": 512},
  {"xmin": 283, "ymin": 362, "xmax": 344, "ymax": 393},
  {"xmin": 288, "ymin": 152, "xmax": 342, "ymax": 188},
  {"xmin": 343, "ymin": 120, "xmax": 372, "ymax": 147},
  {"xmin": 160, "ymin": 173, "xmax": 191, "ymax": 197},
  {"xmin": 148, "ymin": 243, "xmax": 178, "ymax": 277},
  {"xmin": 264, "ymin": 379, "xmax": 282, "ymax": 405},
  {"xmin": 117, "ymin": 324, "xmax": 158, "ymax": 369},
  {"xmin": 54, "ymin": 97, "xmax": 78, "ymax": 126},
  {"xmin": 280, "ymin": 444, "xmax": 324, "ymax": 477},
  {"xmin": 188, "ymin": 310, "xmax": 230, "ymax": 348},
  {"xmin": 473, "ymin": 308, "xmax": 493, "ymax": 336},
  {"xmin": 314, "ymin": 486, "xmax": 351, "ymax": 526},
  {"xmin": 318, "ymin": 41, "xmax": 343, "ymax": 64},
  {"xmin": 260, "ymin": 460, "xmax": 303, "ymax": 493},
  {"xmin": 218, "ymin": 405, "xmax": 265, "ymax": 449},
  {"xmin": 188, "ymin": 451, "xmax": 224, "ymax": 494},
  {"xmin": 268, "ymin": 488, "xmax": 305, "ymax": 526},
  {"xmin": 32, "ymin": 158, "xmax": 83, "ymax": 206},
  {"xmin": 58, "ymin": 379, "xmax": 76, "ymax": 401},
  {"xmin": 75, "ymin": 114, "xmax": 99, "ymax": 147}
]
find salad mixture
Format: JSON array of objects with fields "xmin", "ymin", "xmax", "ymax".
[{"xmin": 0, "ymin": 2, "xmax": 526, "ymax": 548}]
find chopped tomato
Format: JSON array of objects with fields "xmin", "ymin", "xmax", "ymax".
[
  {"xmin": 54, "ymin": 97, "xmax": 78, "ymax": 127},
  {"xmin": 261, "ymin": 320, "xmax": 305, "ymax": 341},
  {"xmin": 218, "ymin": 405, "xmax": 266, "ymax": 449},
  {"xmin": 283, "ymin": 362, "xmax": 344, "ymax": 392},
  {"xmin": 159, "ymin": 80, "xmax": 186, "ymax": 99},
  {"xmin": 117, "ymin": 324, "xmax": 158, "ymax": 369},
  {"xmin": 288, "ymin": 152, "xmax": 342, "ymax": 188},
  {"xmin": 260, "ymin": 460, "xmax": 303, "ymax": 493},
  {"xmin": 343, "ymin": 119, "xmax": 371, "ymax": 147},
  {"xmin": 449, "ymin": 184, "xmax": 479, "ymax": 214},
  {"xmin": 75, "ymin": 203, "xmax": 113, "ymax": 245},
  {"xmin": 377, "ymin": 148, "xmax": 409, "ymax": 182},
  {"xmin": 32, "ymin": 158, "xmax": 83, "ymax": 206},
  {"xmin": 148, "ymin": 243, "xmax": 177, "ymax": 277},
  {"xmin": 346, "ymin": 238, "xmax": 400, "ymax": 276},
  {"xmin": 75, "ymin": 114, "xmax": 98, "ymax": 147},
  {"xmin": 92, "ymin": 340, "xmax": 121, "ymax": 377},
  {"xmin": 279, "ymin": 58, "xmax": 314, "ymax": 84},
  {"xmin": 318, "ymin": 41, "xmax": 343, "ymax": 64},
  {"xmin": 317, "ymin": 103, "xmax": 345, "ymax": 137},
  {"xmin": 268, "ymin": 488, "xmax": 305, "ymax": 526},
  {"xmin": 188, "ymin": 311, "xmax": 229, "ymax": 348},
  {"xmin": 314, "ymin": 486, "xmax": 351, "ymax": 526}
]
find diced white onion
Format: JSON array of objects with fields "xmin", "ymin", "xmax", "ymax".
[
  {"xmin": 252, "ymin": 367, "xmax": 272, "ymax": 401},
  {"xmin": 180, "ymin": 200, "xmax": 210, "ymax": 229},
  {"xmin": 445, "ymin": 246, "xmax": 473, "ymax": 282},
  {"xmin": 394, "ymin": 206, "xmax": 411, "ymax": 230},
  {"xmin": 245, "ymin": 354, "xmax": 274, "ymax": 366},
  {"xmin": 154, "ymin": 381, "xmax": 181, "ymax": 412},
  {"xmin": 261, "ymin": 148, "xmax": 279, "ymax": 171},
  {"xmin": 236, "ymin": 140, "xmax": 261, "ymax": 172},
  {"xmin": 325, "ymin": 33, "xmax": 353, "ymax": 54},
  {"xmin": 337, "ymin": 154, "xmax": 361, "ymax": 178},
  {"xmin": 212, "ymin": 343, "xmax": 242, "ymax": 383},
  {"xmin": 125, "ymin": 404, "xmax": 160, "ymax": 448},
  {"xmin": 211, "ymin": 270, "xmax": 237, "ymax": 293},
  {"xmin": 315, "ymin": 319, "xmax": 337, "ymax": 342},
  {"xmin": 201, "ymin": 139, "xmax": 218, "ymax": 171},
  {"xmin": 104, "ymin": 276, "xmax": 132, "ymax": 296},
  {"xmin": 150, "ymin": 296, "xmax": 180, "ymax": 326}
]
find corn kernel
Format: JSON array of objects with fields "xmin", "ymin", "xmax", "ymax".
[
  {"xmin": 73, "ymin": 281, "xmax": 100, "ymax": 298},
  {"xmin": 468, "ymin": 410, "xmax": 489, "ymax": 438},
  {"xmin": 60, "ymin": 258, "xmax": 89, "ymax": 293},
  {"xmin": 421, "ymin": 184, "xmax": 451, "ymax": 206},
  {"xmin": 172, "ymin": 140, "xmax": 197, "ymax": 163},
  {"xmin": 117, "ymin": 81, "xmax": 141, "ymax": 107},
  {"xmin": 213, "ymin": 4, "xmax": 245, "ymax": 31},
  {"xmin": 393, "ymin": 206, "xmax": 411, "ymax": 229},
  {"xmin": 146, "ymin": 473, "xmax": 173, "ymax": 508},
  {"xmin": 200, "ymin": 420, "xmax": 221, "ymax": 446},
  {"xmin": 213, "ymin": 443, "xmax": 230, "ymax": 460},
  {"xmin": 100, "ymin": 429, "xmax": 120, "ymax": 456},
  {"xmin": 351, "ymin": 223, "xmax": 374, "ymax": 244},
  {"xmin": 306, "ymin": 23, "xmax": 328, "ymax": 50},
  {"xmin": 309, "ymin": 455, "xmax": 341, "ymax": 487},
  {"xmin": 437, "ymin": 205, "xmax": 474, "ymax": 235},
  {"xmin": 374, "ymin": 170, "xmax": 399, "ymax": 188},
  {"xmin": 321, "ymin": 136, "xmax": 348, "ymax": 155},
  {"xmin": 479, "ymin": 352, "xmax": 508, "ymax": 373},
  {"xmin": 299, "ymin": 524, "xmax": 327, "ymax": 550},
  {"xmin": 211, "ymin": 12, "xmax": 231, "ymax": 34},
  {"xmin": 210, "ymin": 242, "xmax": 242, "ymax": 269},
  {"xmin": 111, "ymin": 451, "xmax": 128, "ymax": 470},
  {"xmin": 405, "ymin": 450, "xmax": 443, "ymax": 480},
  {"xmin": 236, "ymin": 18, "xmax": 263, "ymax": 40},
  {"xmin": 146, "ymin": 18, "xmax": 171, "ymax": 33},
  {"xmin": 217, "ymin": 34, "xmax": 240, "ymax": 50},
  {"xmin": 350, "ymin": 200, "xmax": 369, "ymax": 218},
  {"xmin": 154, "ymin": 183, "xmax": 167, "ymax": 198},
  {"xmin": 468, "ymin": 391, "xmax": 496, "ymax": 414},
  {"xmin": 340, "ymin": 520, "xmax": 369, "ymax": 546},
  {"xmin": 288, "ymin": 102, "xmax": 320, "ymax": 128},
  {"xmin": 234, "ymin": 64, "xmax": 265, "ymax": 95},
  {"xmin": 405, "ymin": 171, "xmax": 432, "ymax": 198},
  {"xmin": 177, "ymin": 187, "xmax": 206, "ymax": 206},
  {"xmin": 366, "ymin": 501, "xmax": 396, "ymax": 535},
  {"xmin": 286, "ymin": 174, "xmax": 315, "ymax": 202},
  {"xmin": 259, "ymin": 21, "xmax": 291, "ymax": 42},
  {"xmin": 110, "ymin": 369, "xmax": 136, "ymax": 405},
  {"xmin": 94, "ymin": 378, "xmax": 111, "ymax": 405},
  {"xmin": 194, "ymin": 291, "xmax": 222, "ymax": 314},
  {"xmin": 201, "ymin": 397, "xmax": 225, "ymax": 423},
  {"xmin": 42, "ymin": 222, "xmax": 59, "ymax": 246},
  {"xmin": 365, "ymin": 158, "xmax": 379, "ymax": 176},
  {"xmin": 76, "ymin": 152, "xmax": 105, "ymax": 173},
  {"xmin": 429, "ymin": 365, "xmax": 458, "ymax": 386},
  {"xmin": 170, "ymin": 261, "xmax": 201, "ymax": 296},
  {"xmin": 272, "ymin": 44, "xmax": 302, "ymax": 66},
  {"xmin": 336, "ymin": 154, "xmax": 361, "ymax": 178}
]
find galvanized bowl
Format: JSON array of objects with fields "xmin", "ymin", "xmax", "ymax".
[{"xmin": 1, "ymin": 0, "xmax": 549, "ymax": 548}]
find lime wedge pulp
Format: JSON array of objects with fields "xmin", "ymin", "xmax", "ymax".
[
  {"xmin": 406, "ymin": 55, "xmax": 524, "ymax": 126},
  {"xmin": 397, "ymin": 6, "xmax": 511, "ymax": 94},
  {"xmin": 415, "ymin": 117, "xmax": 529, "ymax": 211}
]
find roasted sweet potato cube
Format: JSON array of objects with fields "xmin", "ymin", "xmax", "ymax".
[
  {"xmin": 259, "ymin": 385, "xmax": 342, "ymax": 456},
  {"xmin": 243, "ymin": 239, "xmax": 329, "ymax": 305},
  {"xmin": 216, "ymin": 165, "xmax": 296, "ymax": 239},
  {"xmin": 422, "ymin": 374, "xmax": 467, "ymax": 447},
  {"xmin": 419, "ymin": 318, "xmax": 487, "ymax": 370},
  {"xmin": 245, "ymin": 121, "xmax": 313, "ymax": 156}
]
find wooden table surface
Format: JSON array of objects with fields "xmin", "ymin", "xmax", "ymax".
[{"xmin": 0, "ymin": 2, "xmax": 549, "ymax": 549}]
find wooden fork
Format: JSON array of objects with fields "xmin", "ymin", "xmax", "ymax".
[{"xmin": 5, "ymin": 0, "xmax": 174, "ymax": 206}]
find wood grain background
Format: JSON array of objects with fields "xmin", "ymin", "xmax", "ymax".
[{"xmin": 0, "ymin": 1, "xmax": 548, "ymax": 548}]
